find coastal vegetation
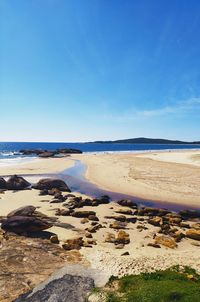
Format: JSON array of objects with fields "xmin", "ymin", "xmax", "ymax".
[{"xmin": 90, "ymin": 266, "xmax": 200, "ymax": 302}]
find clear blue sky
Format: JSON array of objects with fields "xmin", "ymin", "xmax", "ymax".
[{"xmin": 0, "ymin": 0, "xmax": 200, "ymax": 142}]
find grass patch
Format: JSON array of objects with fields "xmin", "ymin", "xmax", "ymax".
[{"xmin": 98, "ymin": 266, "xmax": 200, "ymax": 302}]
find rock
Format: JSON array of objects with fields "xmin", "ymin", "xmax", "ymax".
[
  {"xmin": 117, "ymin": 199, "xmax": 138, "ymax": 209},
  {"xmin": 105, "ymin": 215, "xmax": 127, "ymax": 222},
  {"xmin": 85, "ymin": 232, "xmax": 92, "ymax": 238},
  {"xmin": 148, "ymin": 217, "xmax": 163, "ymax": 227},
  {"xmin": 179, "ymin": 210, "xmax": 200, "ymax": 219},
  {"xmin": 115, "ymin": 230, "xmax": 130, "ymax": 245},
  {"xmin": 121, "ymin": 251, "xmax": 130, "ymax": 256},
  {"xmin": 7, "ymin": 206, "xmax": 37, "ymax": 218},
  {"xmin": 0, "ymin": 177, "xmax": 7, "ymax": 189},
  {"xmin": 172, "ymin": 230, "xmax": 185, "ymax": 242},
  {"xmin": 137, "ymin": 207, "xmax": 170, "ymax": 217},
  {"xmin": 6, "ymin": 175, "xmax": 31, "ymax": 190},
  {"xmin": 56, "ymin": 148, "xmax": 82, "ymax": 154},
  {"xmin": 1, "ymin": 216, "xmax": 53, "ymax": 234},
  {"xmin": 147, "ymin": 243, "xmax": 161, "ymax": 248},
  {"xmin": 81, "ymin": 218, "xmax": 89, "ymax": 224},
  {"xmin": 39, "ymin": 189, "xmax": 49, "ymax": 196},
  {"xmin": 32, "ymin": 178, "xmax": 71, "ymax": 192},
  {"xmin": 115, "ymin": 209, "xmax": 134, "ymax": 215},
  {"xmin": 62, "ymin": 237, "xmax": 83, "ymax": 250},
  {"xmin": 186, "ymin": 229, "xmax": 200, "ymax": 241},
  {"xmin": 72, "ymin": 211, "xmax": 96, "ymax": 218},
  {"xmin": 88, "ymin": 215, "xmax": 99, "ymax": 221},
  {"xmin": 87, "ymin": 224, "xmax": 102, "ymax": 233},
  {"xmin": 38, "ymin": 151, "xmax": 56, "ymax": 158},
  {"xmin": 48, "ymin": 188, "xmax": 61, "ymax": 195},
  {"xmin": 105, "ymin": 232, "xmax": 115, "ymax": 243},
  {"xmin": 50, "ymin": 235, "xmax": 59, "ymax": 244},
  {"xmin": 14, "ymin": 268, "xmax": 95, "ymax": 302},
  {"xmin": 191, "ymin": 223, "xmax": 200, "ymax": 230},
  {"xmin": 115, "ymin": 244, "xmax": 124, "ymax": 249},
  {"xmin": 109, "ymin": 221, "xmax": 127, "ymax": 229},
  {"xmin": 55, "ymin": 208, "xmax": 71, "ymax": 216},
  {"xmin": 180, "ymin": 222, "xmax": 190, "ymax": 228},
  {"xmin": 154, "ymin": 235, "xmax": 177, "ymax": 249}
]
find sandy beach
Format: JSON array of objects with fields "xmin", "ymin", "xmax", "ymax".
[
  {"xmin": 77, "ymin": 150, "xmax": 200, "ymax": 207},
  {"xmin": 0, "ymin": 149, "xmax": 200, "ymax": 297}
]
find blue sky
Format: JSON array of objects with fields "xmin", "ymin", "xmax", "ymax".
[{"xmin": 0, "ymin": 0, "xmax": 200, "ymax": 142}]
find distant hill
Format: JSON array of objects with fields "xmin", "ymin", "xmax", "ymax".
[{"xmin": 91, "ymin": 137, "xmax": 200, "ymax": 144}]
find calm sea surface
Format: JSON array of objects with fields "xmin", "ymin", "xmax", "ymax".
[{"xmin": 0, "ymin": 141, "xmax": 200, "ymax": 159}]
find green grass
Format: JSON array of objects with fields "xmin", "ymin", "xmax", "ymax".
[{"xmin": 100, "ymin": 266, "xmax": 200, "ymax": 302}]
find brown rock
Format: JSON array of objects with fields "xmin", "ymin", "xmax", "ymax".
[
  {"xmin": 109, "ymin": 221, "xmax": 127, "ymax": 229},
  {"xmin": 115, "ymin": 230, "xmax": 130, "ymax": 245},
  {"xmin": 155, "ymin": 235, "xmax": 177, "ymax": 248},
  {"xmin": 105, "ymin": 232, "xmax": 115, "ymax": 243},
  {"xmin": 80, "ymin": 218, "xmax": 89, "ymax": 224},
  {"xmin": 117, "ymin": 199, "xmax": 138, "ymax": 209},
  {"xmin": 55, "ymin": 208, "xmax": 71, "ymax": 216},
  {"xmin": 147, "ymin": 243, "xmax": 161, "ymax": 248},
  {"xmin": 62, "ymin": 237, "xmax": 83, "ymax": 250},
  {"xmin": 88, "ymin": 215, "xmax": 99, "ymax": 221},
  {"xmin": 72, "ymin": 211, "xmax": 96, "ymax": 218},
  {"xmin": 186, "ymin": 229, "xmax": 200, "ymax": 241},
  {"xmin": 148, "ymin": 217, "xmax": 163, "ymax": 226},
  {"xmin": 50, "ymin": 235, "xmax": 59, "ymax": 244},
  {"xmin": 115, "ymin": 209, "xmax": 134, "ymax": 215}
]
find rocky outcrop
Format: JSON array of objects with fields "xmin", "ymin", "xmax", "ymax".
[
  {"xmin": 38, "ymin": 151, "xmax": 56, "ymax": 158},
  {"xmin": 32, "ymin": 178, "xmax": 71, "ymax": 192},
  {"xmin": 1, "ymin": 206, "xmax": 55, "ymax": 235},
  {"xmin": 6, "ymin": 175, "xmax": 31, "ymax": 190},
  {"xmin": 1, "ymin": 216, "xmax": 53, "ymax": 234}
]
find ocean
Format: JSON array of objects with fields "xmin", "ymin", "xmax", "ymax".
[{"xmin": 0, "ymin": 141, "xmax": 200, "ymax": 166}]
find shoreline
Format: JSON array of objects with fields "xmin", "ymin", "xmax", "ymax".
[{"xmin": 0, "ymin": 149, "xmax": 199, "ymax": 208}]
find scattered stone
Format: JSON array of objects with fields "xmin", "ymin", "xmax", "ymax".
[
  {"xmin": 109, "ymin": 221, "xmax": 127, "ymax": 229},
  {"xmin": 148, "ymin": 217, "xmax": 163, "ymax": 227},
  {"xmin": 115, "ymin": 230, "xmax": 130, "ymax": 245},
  {"xmin": 88, "ymin": 215, "xmax": 99, "ymax": 221},
  {"xmin": 62, "ymin": 237, "xmax": 83, "ymax": 250},
  {"xmin": 72, "ymin": 211, "xmax": 96, "ymax": 218},
  {"xmin": 117, "ymin": 199, "xmax": 138, "ymax": 209},
  {"xmin": 121, "ymin": 251, "xmax": 130, "ymax": 256},
  {"xmin": 50, "ymin": 235, "xmax": 59, "ymax": 244},
  {"xmin": 85, "ymin": 232, "xmax": 93, "ymax": 238},
  {"xmin": 115, "ymin": 209, "xmax": 134, "ymax": 215},
  {"xmin": 81, "ymin": 218, "xmax": 89, "ymax": 224},
  {"xmin": 55, "ymin": 208, "xmax": 71, "ymax": 216},
  {"xmin": 105, "ymin": 232, "xmax": 115, "ymax": 243},
  {"xmin": 147, "ymin": 243, "xmax": 161, "ymax": 248}
]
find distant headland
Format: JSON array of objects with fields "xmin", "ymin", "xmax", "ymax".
[{"xmin": 90, "ymin": 137, "xmax": 200, "ymax": 144}]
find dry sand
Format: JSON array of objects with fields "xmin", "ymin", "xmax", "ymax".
[{"xmin": 76, "ymin": 150, "xmax": 200, "ymax": 207}]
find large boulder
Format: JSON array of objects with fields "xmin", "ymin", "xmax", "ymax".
[
  {"xmin": 1, "ymin": 216, "xmax": 53, "ymax": 234},
  {"xmin": 0, "ymin": 177, "xmax": 7, "ymax": 189},
  {"xmin": 7, "ymin": 206, "xmax": 37, "ymax": 218},
  {"xmin": 32, "ymin": 178, "xmax": 71, "ymax": 192},
  {"xmin": 6, "ymin": 175, "xmax": 31, "ymax": 190}
]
